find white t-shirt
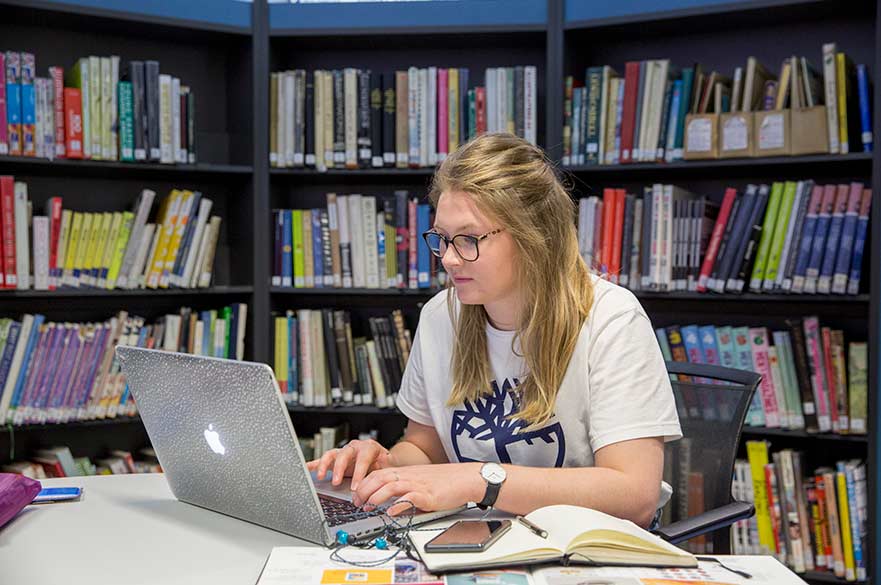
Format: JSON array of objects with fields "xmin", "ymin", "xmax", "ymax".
[{"xmin": 396, "ymin": 276, "xmax": 681, "ymax": 469}]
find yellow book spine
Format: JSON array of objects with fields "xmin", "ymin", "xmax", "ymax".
[
  {"xmin": 746, "ymin": 440, "xmax": 775, "ymax": 554},
  {"xmin": 161, "ymin": 190, "xmax": 194, "ymax": 288},
  {"xmin": 303, "ymin": 209, "xmax": 314, "ymax": 288},
  {"xmin": 146, "ymin": 190, "xmax": 181, "ymax": 289},
  {"xmin": 73, "ymin": 213, "xmax": 94, "ymax": 285},
  {"xmin": 88, "ymin": 212, "xmax": 112, "ymax": 285},
  {"xmin": 448, "ymin": 68, "xmax": 459, "ymax": 153},
  {"xmin": 837, "ymin": 471, "xmax": 855, "ymax": 580},
  {"xmin": 107, "ymin": 211, "xmax": 134, "ymax": 289},
  {"xmin": 836, "ymin": 53, "xmax": 849, "ymax": 154},
  {"xmin": 62, "ymin": 211, "xmax": 81, "ymax": 285},
  {"xmin": 274, "ymin": 316, "xmax": 289, "ymax": 394},
  {"xmin": 99, "ymin": 212, "xmax": 123, "ymax": 287}
]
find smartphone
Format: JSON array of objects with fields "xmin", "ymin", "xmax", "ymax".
[
  {"xmin": 423, "ymin": 519, "xmax": 512, "ymax": 553},
  {"xmin": 32, "ymin": 487, "xmax": 83, "ymax": 504}
]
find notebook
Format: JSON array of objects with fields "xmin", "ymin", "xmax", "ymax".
[{"xmin": 409, "ymin": 504, "xmax": 697, "ymax": 573}]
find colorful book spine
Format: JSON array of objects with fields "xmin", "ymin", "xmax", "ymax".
[
  {"xmin": 847, "ymin": 188, "xmax": 871, "ymax": 295},
  {"xmin": 805, "ymin": 185, "xmax": 837, "ymax": 293},
  {"xmin": 791, "ymin": 185, "xmax": 823, "ymax": 293},
  {"xmin": 20, "ymin": 53, "xmax": 35, "ymax": 157},
  {"xmin": 748, "ymin": 327, "xmax": 780, "ymax": 428},
  {"xmin": 0, "ymin": 52, "xmax": 6, "ymax": 154},
  {"xmin": 749, "ymin": 182, "xmax": 784, "ymax": 291},
  {"xmin": 832, "ymin": 183, "xmax": 864, "ymax": 294},
  {"xmin": 818, "ymin": 185, "xmax": 850, "ymax": 294},
  {"xmin": 6, "ymin": 52, "xmax": 22, "ymax": 156},
  {"xmin": 803, "ymin": 317, "xmax": 832, "ymax": 432},
  {"xmin": 856, "ymin": 64, "xmax": 872, "ymax": 152}
]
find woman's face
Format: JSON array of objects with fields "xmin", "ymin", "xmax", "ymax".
[{"xmin": 434, "ymin": 190, "xmax": 519, "ymax": 307}]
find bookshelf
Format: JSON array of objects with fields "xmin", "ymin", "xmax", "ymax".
[
  {"xmin": 0, "ymin": 0, "xmax": 258, "ymax": 466},
  {"xmin": 0, "ymin": 2, "xmax": 877, "ymax": 584}
]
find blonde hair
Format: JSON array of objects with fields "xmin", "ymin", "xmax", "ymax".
[{"xmin": 429, "ymin": 133, "xmax": 594, "ymax": 428}]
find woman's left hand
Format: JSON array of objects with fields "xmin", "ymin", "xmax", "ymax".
[{"xmin": 352, "ymin": 462, "xmax": 484, "ymax": 517}]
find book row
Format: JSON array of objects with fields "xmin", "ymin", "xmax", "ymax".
[
  {"xmin": 0, "ymin": 303, "xmax": 247, "ymax": 426},
  {"xmin": 273, "ymin": 308, "xmax": 411, "ymax": 409},
  {"xmin": 272, "ymin": 191, "xmax": 447, "ymax": 290},
  {"xmin": 579, "ymin": 180, "xmax": 871, "ymax": 295},
  {"xmin": 735, "ymin": 442, "xmax": 867, "ymax": 582},
  {"xmin": 658, "ymin": 319, "xmax": 867, "ymax": 435},
  {"xmin": 2, "ymin": 446, "xmax": 161, "ymax": 478},
  {"xmin": 270, "ymin": 66, "xmax": 538, "ymax": 170},
  {"xmin": 1, "ymin": 51, "xmax": 196, "ymax": 164},
  {"xmin": 0, "ymin": 181, "xmax": 222, "ymax": 291},
  {"xmin": 564, "ymin": 43, "xmax": 871, "ymax": 166}
]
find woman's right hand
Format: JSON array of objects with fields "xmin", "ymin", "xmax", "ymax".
[{"xmin": 305, "ymin": 439, "xmax": 392, "ymax": 490}]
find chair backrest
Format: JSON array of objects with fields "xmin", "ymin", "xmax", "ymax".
[{"xmin": 662, "ymin": 360, "xmax": 760, "ymax": 554}]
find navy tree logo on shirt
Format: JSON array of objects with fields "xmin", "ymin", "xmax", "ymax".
[{"xmin": 450, "ymin": 378, "xmax": 566, "ymax": 467}]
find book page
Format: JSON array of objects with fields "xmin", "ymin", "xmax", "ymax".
[{"xmin": 525, "ymin": 505, "xmax": 692, "ymax": 560}]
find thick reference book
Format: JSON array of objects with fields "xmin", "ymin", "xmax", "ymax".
[{"xmin": 409, "ymin": 505, "xmax": 696, "ymax": 573}]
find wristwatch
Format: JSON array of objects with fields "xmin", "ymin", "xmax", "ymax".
[{"xmin": 477, "ymin": 462, "xmax": 507, "ymax": 509}]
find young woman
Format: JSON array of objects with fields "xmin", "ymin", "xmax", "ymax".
[{"xmin": 307, "ymin": 133, "xmax": 680, "ymax": 527}]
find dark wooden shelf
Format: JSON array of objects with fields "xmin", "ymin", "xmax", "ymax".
[
  {"xmin": 0, "ymin": 156, "xmax": 253, "ymax": 180},
  {"xmin": 271, "ymin": 287, "xmax": 439, "ymax": 297},
  {"xmin": 0, "ymin": 285, "xmax": 254, "ymax": 299},
  {"xmin": 288, "ymin": 405, "xmax": 402, "ymax": 416},
  {"xmin": 633, "ymin": 291, "xmax": 870, "ymax": 303},
  {"xmin": 1, "ymin": 415, "xmax": 143, "ymax": 433},
  {"xmin": 562, "ymin": 152, "xmax": 872, "ymax": 177},
  {"xmin": 742, "ymin": 426, "xmax": 869, "ymax": 444},
  {"xmin": 271, "ymin": 167, "xmax": 435, "ymax": 178}
]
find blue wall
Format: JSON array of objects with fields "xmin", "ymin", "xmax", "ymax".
[
  {"xmin": 566, "ymin": 0, "xmax": 760, "ymax": 23},
  {"xmin": 270, "ymin": 0, "xmax": 546, "ymax": 31},
  {"xmin": 40, "ymin": 0, "xmax": 250, "ymax": 28}
]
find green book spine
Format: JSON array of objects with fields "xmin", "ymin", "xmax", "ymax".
[
  {"xmin": 222, "ymin": 306, "xmax": 233, "ymax": 359},
  {"xmin": 118, "ymin": 81, "xmax": 135, "ymax": 161},
  {"xmin": 106, "ymin": 211, "xmax": 134, "ymax": 288},
  {"xmin": 208, "ymin": 310, "xmax": 217, "ymax": 357},
  {"xmin": 585, "ymin": 66, "xmax": 603, "ymax": 165},
  {"xmin": 749, "ymin": 182, "xmax": 784, "ymax": 290},
  {"xmin": 763, "ymin": 181, "xmax": 797, "ymax": 286},
  {"xmin": 848, "ymin": 342, "xmax": 867, "ymax": 434},
  {"xmin": 292, "ymin": 209, "xmax": 305, "ymax": 288}
]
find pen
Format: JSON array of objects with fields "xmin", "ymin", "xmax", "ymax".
[{"xmin": 516, "ymin": 515, "xmax": 548, "ymax": 539}]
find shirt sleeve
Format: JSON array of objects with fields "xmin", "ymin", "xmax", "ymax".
[
  {"xmin": 395, "ymin": 324, "xmax": 434, "ymax": 426},
  {"xmin": 587, "ymin": 308, "xmax": 682, "ymax": 452}
]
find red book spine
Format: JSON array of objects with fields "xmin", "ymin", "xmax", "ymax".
[
  {"xmin": 697, "ymin": 187, "xmax": 737, "ymax": 292},
  {"xmin": 48, "ymin": 196, "xmax": 63, "ymax": 290},
  {"xmin": 63, "ymin": 88, "xmax": 84, "ymax": 159},
  {"xmin": 820, "ymin": 327, "xmax": 839, "ymax": 432},
  {"xmin": 0, "ymin": 52, "xmax": 7, "ymax": 155},
  {"xmin": 476, "ymin": 87, "xmax": 486, "ymax": 135},
  {"xmin": 814, "ymin": 473, "xmax": 834, "ymax": 565},
  {"xmin": 49, "ymin": 66, "xmax": 66, "ymax": 158},
  {"xmin": 619, "ymin": 61, "xmax": 640, "ymax": 164},
  {"xmin": 610, "ymin": 188, "xmax": 626, "ymax": 284},
  {"xmin": 601, "ymin": 188, "xmax": 615, "ymax": 277},
  {"xmin": 438, "ymin": 68, "xmax": 448, "ymax": 159},
  {"xmin": 0, "ymin": 175, "xmax": 16, "ymax": 288}
]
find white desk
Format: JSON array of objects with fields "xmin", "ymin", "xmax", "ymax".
[{"xmin": 0, "ymin": 474, "xmax": 309, "ymax": 585}]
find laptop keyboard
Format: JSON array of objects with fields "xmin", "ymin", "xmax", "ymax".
[{"xmin": 319, "ymin": 492, "xmax": 368, "ymax": 527}]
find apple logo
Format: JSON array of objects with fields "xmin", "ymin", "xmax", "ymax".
[{"xmin": 204, "ymin": 424, "xmax": 226, "ymax": 455}]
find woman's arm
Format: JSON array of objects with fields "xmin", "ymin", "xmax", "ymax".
[
  {"xmin": 355, "ymin": 436, "xmax": 665, "ymax": 528},
  {"xmin": 389, "ymin": 420, "xmax": 450, "ymax": 467}
]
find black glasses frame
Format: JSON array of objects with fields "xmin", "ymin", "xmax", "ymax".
[{"xmin": 421, "ymin": 228, "xmax": 504, "ymax": 262}]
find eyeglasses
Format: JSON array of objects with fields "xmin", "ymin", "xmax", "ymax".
[{"xmin": 421, "ymin": 228, "xmax": 504, "ymax": 262}]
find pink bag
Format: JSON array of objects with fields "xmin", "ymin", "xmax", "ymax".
[{"xmin": 0, "ymin": 473, "xmax": 41, "ymax": 529}]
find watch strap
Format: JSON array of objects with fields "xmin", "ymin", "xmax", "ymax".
[{"xmin": 477, "ymin": 480, "xmax": 502, "ymax": 510}]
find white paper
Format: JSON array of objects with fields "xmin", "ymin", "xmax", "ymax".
[
  {"xmin": 758, "ymin": 114, "xmax": 785, "ymax": 150},
  {"xmin": 685, "ymin": 118, "xmax": 713, "ymax": 153},
  {"xmin": 722, "ymin": 116, "xmax": 749, "ymax": 151}
]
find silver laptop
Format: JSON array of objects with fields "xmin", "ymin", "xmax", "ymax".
[{"xmin": 116, "ymin": 346, "xmax": 463, "ymax": 546}]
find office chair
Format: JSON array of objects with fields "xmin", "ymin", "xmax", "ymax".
[{"xmin": 652, "ymin": 361, "xmax": 761, "ymax": 554}]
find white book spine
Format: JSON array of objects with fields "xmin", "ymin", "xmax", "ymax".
[
  {"xmin": 497, "ymin": 68, "xmax": 507, "ymax": 137},
  {"xmin": 14, "ymin": 182, "xmax": 30, "ymax": 290},
  {"xmin": 822, "ymin": 43, "xmax": 840, "ymax": 154},
  {"xmin": 348, "ymin": 194, "xmax": 365, "ymax": 288},
  {"xmin": 524, "ymin": 66, "xmax": 537, "ymax": 145},
  {"xmin": 101, "ymin": 57, "xmax": 112, "ymax": 160},
  {"xmin": 89, "ymin": 56, "xmax": 101, "ymax": 158},
  {"xmin": 189, "ymin": 221, "xmax": 212, "ymax": 289},
  {"xmin": 344, "ymin": 68, "xmax": 358, "ymax": 168},
  {"xmin": 181, "ymin": 198, "xmax": 213, "ymax": 289},
  {"xmin": 32, "ymin": 216, "xmax": 49, "ymax": 291},
  {"xmin": 159, "ymin": 74, "xmax": 173, "ymax": 163},
  {"xmin": 110, "ymin": 55, "xmax": 120, "ymax": 160},
  {"xmin": 130, "ymin": 224, "xmax": 157, "ymax": 289},
  {"xmin": 362, "ymin": 196, "xmax": 380, "ymax": 289},
  {"xmin": 285, "ymin": 71, "xmax": 296, "ymax": 167},
  {"xmin": 428, "ymin": 66, "xmax": 437, "ymax": 166},
  {"xmin": 486, "ymin": 68, "xmax": 496, "ymax": 134},
  {"xmin": 117, "ymin": 189, "xmax": 156, "ymax": 289},
  {"xmin": 198, "ymin": 217, "xmax": 221, "ymax": 288},
  {"xmin": 172, "ymin": 77, "xmax": 182, "ymax": 164}
]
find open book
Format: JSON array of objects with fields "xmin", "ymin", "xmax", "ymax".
[{"xmin": 409, "ymin": 505, "xmax": 697, "ymax": 573}]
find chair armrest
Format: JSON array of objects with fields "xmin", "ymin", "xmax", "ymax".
[{"xmin": 652, "ymin": 501, "xmax": 754, "ymax": 545}]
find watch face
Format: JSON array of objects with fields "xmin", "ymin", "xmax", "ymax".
[{"xmin": 481, "ymin": 463, "xmax": 506, "ymax": 484}]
